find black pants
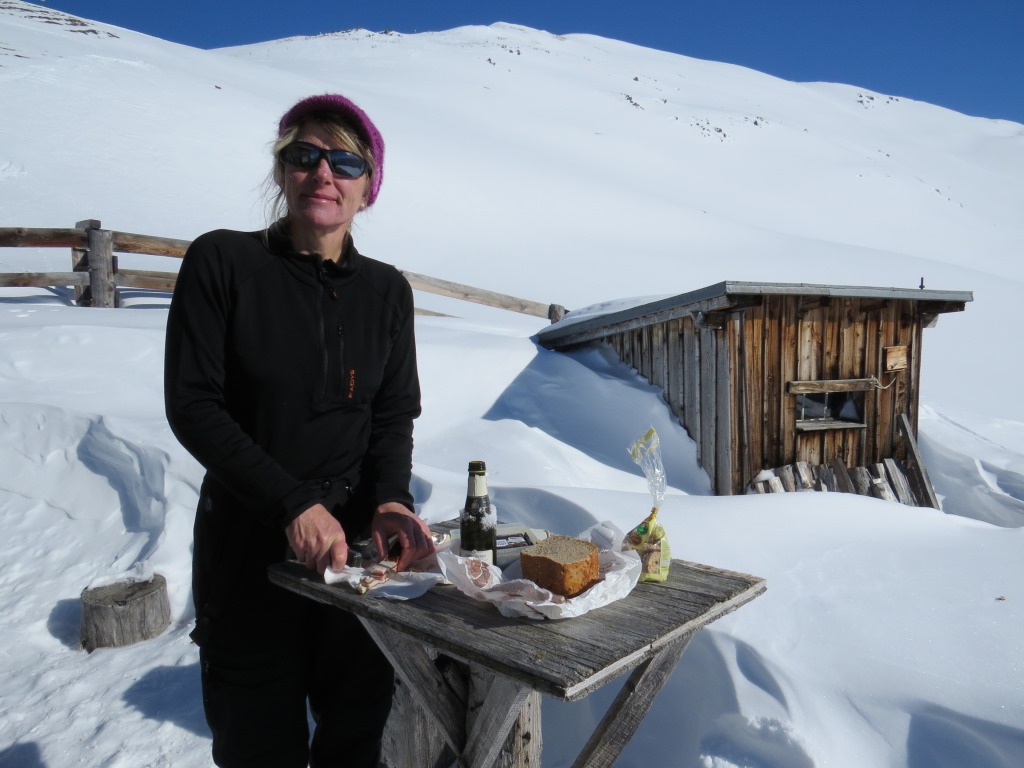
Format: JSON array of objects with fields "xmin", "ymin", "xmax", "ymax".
[
  {"xmin": 198, "ymin": 597, "xmax": 394, "ymax": 768},
  {"xmin": 192, "ymin": 483, "xmax": 390, "ymax": 766}
]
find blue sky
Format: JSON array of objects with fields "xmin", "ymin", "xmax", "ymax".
[{"xmin": 31, "ymin": 0, "xmax": 1024, "ymax": 124}]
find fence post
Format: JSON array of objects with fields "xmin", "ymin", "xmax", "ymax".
[
  {"xmin": 75, "ymin": 220, "xmax": 118, "ymax": 308},
  {"xmin": 72, "ymin": 218, "xmax": 99, "ymax": 305}
]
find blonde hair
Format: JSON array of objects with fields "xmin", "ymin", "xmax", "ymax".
[{"xmin": 264, "ymin": 115, "xmax": 377, "ymax": 226}]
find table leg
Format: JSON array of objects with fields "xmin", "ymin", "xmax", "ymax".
[
  {"xmin": 462, "ymin": 673, "xmax": 532, "ymax": 768},
  {"xmin": 570, "ymin": 633, "xmax": 694, "ymax": 768},
  {"xmin": 361, "ymin": 618, "xmax": 535, "ymax": 768},
  {"xmin": 359, "ymin": 619, "xmax": 466, "ymax": 752}
]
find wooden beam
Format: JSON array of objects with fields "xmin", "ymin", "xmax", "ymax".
[
  {"xmin": 0, "ymin": 226, "xmax": 88, "ymax": 248},
  {"xmin": 715, "ymin": 317, "xmax": 735, "ymax": 494},
  {"xmin": 870, "ymin": 476, "xmax": 897, "ymax": 502},
  {"xmin": 571, "ymin": 635, "xmax": 692, "ymax": 768},
  {"xmin": 692, "ymin": 310, "xmax": 726, "ymax": 330},
  {"xmin": 699, "ymin": 327, "xmax": 717, "ymax": 489},
  {"xmin": 797, "ymin": 295, "xmax": 831, "ymax": 313},
  {"xmin": 918, "ymin": 300, "xmax": 967, "ymax": 316},
  {"xmin": 897, "ymin": 413, "xmax": 941, "ymax": 509},
  {"xmin": 85, "ymin": 226, "xmax": 117, "ymax": 307},
  {"xmin": 114, "ymin": 269, "xmax": 177, "ymax": 291},
  {"xmin": 795, "ymin": 420, "xmax": 866, "ymax": 433},
  {"xmin": 849, "ymin": 466, "xmax": 873, "ymax": 496},
  {"xmin": 359, "ymin": 622, "xmax": 466, "ymax": 754},
  {"xmin": 111, "ymin": 231, "xmax": 190, "ymax": 258},
  {"xmin": 538, "ymin": 294, "xmax": 761, "ymax": 348},
  {"xmin": 884, "ymin": 458, "xmax": 917, "ymax": 505},
  {"xmin": 72, "ymin": 219, "xmax": 100, "ymax": 304},
  {"xmin": 794, "ymin": 461, "xmax": 815, "ymax": 489},
  {"xmin": 828, "ymin": 457, "xmax": 856, "ymax": 494},
  {"xmin": 401, "ymin": 269, "xmax": 553, "ymax": 319},
  {"xmin": 816, "ymin": 465, "xmax": 837, "ymax": 492},
  {"xmin": 777, "ymin": 465, "xmax": 797, "ymax": 492},
  {"xmin": 788, "ymin": 378, "xmax": 876, "ymax": 394},
  {"xmin": 0, "ymin": 272, "xmax": 89, "ymax": 288},
  {"xmin": 462, "ymin": 674, "xmax": 533, "ymax": 768}
]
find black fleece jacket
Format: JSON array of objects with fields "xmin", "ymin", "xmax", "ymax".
[{"xmin": 164, "ymin": 225, "xmax": 421, "ymax": 530}]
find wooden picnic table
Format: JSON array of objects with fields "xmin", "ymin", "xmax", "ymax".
[{"xmin": 268, "ymin": 557, "xmax": 766, "ymax": 768}]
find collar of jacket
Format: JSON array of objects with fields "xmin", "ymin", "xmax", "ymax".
[{"xmin": 265, "ymin": 219, "xmax": 360, "ymax": 277}]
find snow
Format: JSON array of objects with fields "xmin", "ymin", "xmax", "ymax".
[{"xmin": 1, "ymin": 1, "xmax": 1023, "ymax": 765}]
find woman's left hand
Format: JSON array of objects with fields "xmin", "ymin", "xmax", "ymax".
[{"xmin": 371, "ymin": 503, "xmax": 435, "ymax": 571}]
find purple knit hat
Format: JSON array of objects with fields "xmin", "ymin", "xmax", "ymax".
[{"xmin": 278, "ymin": 94, "xmax": 385, "ymax": 206}]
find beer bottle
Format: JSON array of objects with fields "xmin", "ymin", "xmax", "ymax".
[{"xmin": 459, "ymin": 460, "xmax": 497, "ymax": 564}]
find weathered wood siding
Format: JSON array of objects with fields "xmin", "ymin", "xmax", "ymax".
[{"xmin": 606, "ymin": 295, "xmax": 928, "ymax": 495}]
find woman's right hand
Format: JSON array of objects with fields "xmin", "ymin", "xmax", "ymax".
[{"xmin": 285, "ymin": 503, "xmax": 348, "ymax": 574}]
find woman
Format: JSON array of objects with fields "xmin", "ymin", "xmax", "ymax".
[{"xmin": 164, "ymin": 93, "xmax": 434, "ymax": 768}]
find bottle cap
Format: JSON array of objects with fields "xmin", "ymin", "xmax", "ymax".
[{"xmin": 468, "ymin": 460, "xmax": 486, "ymax": 474}]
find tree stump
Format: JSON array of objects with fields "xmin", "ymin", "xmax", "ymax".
[{"xmin": 80, "ymin": 573, "xmax": 170, "ymax": 652}]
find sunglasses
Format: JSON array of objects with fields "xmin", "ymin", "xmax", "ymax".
[{"xmin": 280, "ymin": 142, "xmax": 368, "ymax": 179}]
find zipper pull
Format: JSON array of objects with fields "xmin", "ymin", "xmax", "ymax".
[{"xmin": 315, "ymin": 256, "xmax": 338, "ymax": 301}]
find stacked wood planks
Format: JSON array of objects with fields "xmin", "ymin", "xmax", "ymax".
[{"xmin": 748, "ymin": 457, "xmax": 929, "ymax": 507}]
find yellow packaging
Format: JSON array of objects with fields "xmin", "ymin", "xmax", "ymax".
[
  {"xmin": 623, "ymin": 507, "xmax": 671, "ymax": 582},
  {"xmin": 623, "ymin": 428, "xmax": 671, "ymax": 582}
]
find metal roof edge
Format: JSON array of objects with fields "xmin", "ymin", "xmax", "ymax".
[
  {"xmin": 720, "ymin": 280, "xmax": 974, "ymax": 303},
  {"xmin": 535, "ymin": 281, "xmax": 973, "ymax": 347}
]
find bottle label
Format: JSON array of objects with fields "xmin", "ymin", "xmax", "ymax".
[
  {"xmin": 460, "ymin": 499, "xmax": 496, "ymax": 562},
  {"xmin": 466, "ymin": 474, "xmax": 487, "ymax": 498},
  {"xmin": 462, "ymin": 496, "xmax": 496, "ymax": 526},
  {"xmin": 459, "ymin": 547, "xmax": 495, "ymax": 565}
]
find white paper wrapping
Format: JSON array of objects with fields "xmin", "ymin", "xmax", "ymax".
[
  {"xmin": 436, "ymin": 522, "xmax": 642, "ymax": 620},
  {"xmin": 323, "ymin": 561, "xmax": 445, "ymax": 600}
]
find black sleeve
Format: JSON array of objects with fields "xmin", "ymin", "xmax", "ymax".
[
  {"xmin": 362, "ymin": 272, "xmax": 422, "ymax": 512},
  {"xmin": 163, "ymin": 232, "xmax": 325, "ymax": 527}
]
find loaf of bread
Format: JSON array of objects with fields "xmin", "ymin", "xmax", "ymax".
[{"xmin": 520, "ymin": 535, "xmax": 600, "ymax": 598}]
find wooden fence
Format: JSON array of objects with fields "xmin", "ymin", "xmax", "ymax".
[{"xmin": 0, "ymin": 220, "xmax": 566, "ymax": 321}]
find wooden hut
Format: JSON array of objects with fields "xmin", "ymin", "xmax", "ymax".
[{"xmin": 535, "ymin": 281, "xmax": 972, "ymax": 503}]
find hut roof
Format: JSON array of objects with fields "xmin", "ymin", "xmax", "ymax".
[{"xmin": 536, "ymin": 281, "xmax": 973, "ymax": 349}]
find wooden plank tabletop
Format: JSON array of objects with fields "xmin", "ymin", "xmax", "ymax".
[{"xmin": 268, "ymin": 558, "xmax": 766, "ymax": 701}]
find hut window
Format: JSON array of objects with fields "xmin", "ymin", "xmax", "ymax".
[
  {"xmin": 788, "ymin": 379, "xmax": 872, "ymax": 432},
  {"xmin": 795, "ymin": 391, "xmax": 865, "ymax": 428}
]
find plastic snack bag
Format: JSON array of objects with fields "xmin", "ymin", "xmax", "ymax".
[{"xmin": 622, "ymin": 427, "xmax": 671, "ymax": 582}]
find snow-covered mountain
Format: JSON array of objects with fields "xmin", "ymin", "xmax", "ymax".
[
  {"xmin": 4, "ymin": 2, "xmax": 1022, "ymax": 419},
  {"xmin": 1, "ymin": 1, "xmax": 1022, "ymax": 766}
]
